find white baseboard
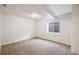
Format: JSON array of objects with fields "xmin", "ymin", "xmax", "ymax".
[
  {"xmin": 1, "ymin": 35, "xmax": 71, "ymax": 46},
  {"xmin": 34, "ymin": 36, "xmax": 71, "ymax": 46},
  {"xmin": 1, "ymin": 35, "xmax": 35, "ymax": 46}
]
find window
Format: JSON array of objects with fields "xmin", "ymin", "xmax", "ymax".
[{"xmin": 48, "ymin": 22, "xmax": 60, "ymax": 33}]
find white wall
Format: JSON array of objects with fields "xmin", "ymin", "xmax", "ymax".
[
  {"xmin": 37, "ymin": 13, "xmax": 71, "ymax": 45},
  {"xmin": 2, "ymin": 13, "xmax": 36, "ymax": 45},
  {"xmin": 58, "ymin": 13, "xmax": 71, "ymax": 45},
  {"xmin": 0, "ymin": 5, "xmax": 2, "ymax": 52},
  {"xmin": 0, "ymin": 5, "xmax": 1, "ymax": 53},
  {"xmin": 1, "ymin": 11, "xmax": 71, "ymax": 46},
  {"xmin": 71, "ymin": 5, "xmax": 79, "ymax": 54}
]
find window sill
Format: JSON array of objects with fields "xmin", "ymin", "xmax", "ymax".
[{"xmin": 47, "ymin": 32, "xmax": 61, "ymax": 35}]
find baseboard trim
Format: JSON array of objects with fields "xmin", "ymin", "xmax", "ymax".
[
  {"xmin": 2, "ymin": 36, "xmax": 71, "ymax": 47},
  {"xmin": 1, "ymin": 37, "xmax": 33, "ymax": 46},
  {"xmin": 33, "ymin": 36, "xmax": 71, "ymax": 47}
]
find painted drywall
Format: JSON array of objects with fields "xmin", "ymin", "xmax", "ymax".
[
  {"xmin": 0, "ymin": 6, "xmax": 1, "ymax": 53},
  {"xmin": 37, "ymin": 13, "xmax": 71, "ymax": 45},
  {"xmin": 58, "ymin": 13, "xmax": 71, "ymax": 45},
  {"xmin": 71, "ymin": 5, "xmax": 79, "ymax": 54},
  {"xmin": 2, "ymin": 4, "xmax": 48, "ymax": 21},
  {"xmin": 2, "ymin": 13, "xmax": 36, "ymax": 45},
  {"xmin": 0, "ymin": 5, "xmax": 2, "ymax": 53},
  {"xmin": 47, "ymin": 4, "xmax": 73, "ymax": 16}
]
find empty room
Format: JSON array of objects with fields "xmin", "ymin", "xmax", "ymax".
[{"xmin": 0, "ymin": 4, "xmax": 79, "ymax": 55}]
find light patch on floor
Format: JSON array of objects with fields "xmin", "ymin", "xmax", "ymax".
[{"xmin": 1, "ymin": 38, "xmax": 75, "ymax": 55}]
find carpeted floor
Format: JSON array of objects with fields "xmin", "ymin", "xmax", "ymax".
[{"xmin": 1, "ymin": 38, "xmax": 75, "ymax": 55}]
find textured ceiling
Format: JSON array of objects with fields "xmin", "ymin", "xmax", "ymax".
[
  {"xmin": 47, "ymin": 4, "xmax": 74, "ymax": 16},
  {"xmin": 1, "ymin": 4, "xmax": 74, "ymax": 20}
]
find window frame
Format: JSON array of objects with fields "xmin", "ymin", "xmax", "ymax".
[{"xmin": 47, "ymin": 22, "xmax": 60, "ymax": 33}]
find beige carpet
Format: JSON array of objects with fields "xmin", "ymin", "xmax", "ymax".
[{"xmin": 1, "ymin": 38, "xmax": 75, "ymax": 55}]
